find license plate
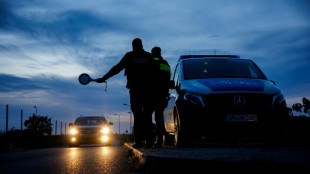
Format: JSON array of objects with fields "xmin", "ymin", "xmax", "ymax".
[{"xmin": 225, "ymin": 114, "xmax": 257, "ymax": 122}]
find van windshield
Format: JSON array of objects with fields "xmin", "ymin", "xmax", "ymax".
[{"xmin": 183, "ymin": 58, "xmax": 265, "ymax": 80}]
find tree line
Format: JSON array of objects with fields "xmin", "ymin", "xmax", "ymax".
[
  {"xmin": 288, "ymin": 97, "xmax": 310, "ymax": 116},
  {"xmin": 23, "ymin": 114, "xmax": 53, "ymax": 136}
]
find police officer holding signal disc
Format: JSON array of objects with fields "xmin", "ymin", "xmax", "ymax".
[{"xmin": 96, "ymin": 38, "xmax": 155, "ymax": 148}]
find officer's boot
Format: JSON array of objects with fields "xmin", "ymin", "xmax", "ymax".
[{"xmin": 153, "ymin": 135, "xmax": 163, "ymax": 148}]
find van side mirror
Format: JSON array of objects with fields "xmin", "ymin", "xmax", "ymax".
[
  {"xmin": 270, "ymin": 80, "xmax": 277, "ymax": 86},
  {"xmin": 109, "ymin": 122, "xmax": 113, "ymax": 125}
]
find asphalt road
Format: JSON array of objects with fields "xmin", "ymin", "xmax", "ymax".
[{"xmin": 0, "ymin": 140, "xmax": 137, "ymax": 174}]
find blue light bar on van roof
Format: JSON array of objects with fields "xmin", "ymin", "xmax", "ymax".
[{"xmin": 179, "ymin": 55, "xmax": 240, "ymax": 60}]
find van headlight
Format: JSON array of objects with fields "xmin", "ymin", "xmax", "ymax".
[
  {"xmin": 184, "ymin": 91, "xmax": 205, "ymax": 107},
  {"xmin": 101, "ymin": 127, "xmax": 109, "ymax": 134},
  {"xmin": 273, "ymin": 92, "xmax": 286, "ymax": 106},
  {"xmin": 70, "ymin": 128, "xmax": 78, "ymax": 135}
]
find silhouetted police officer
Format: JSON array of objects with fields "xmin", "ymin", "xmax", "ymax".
[
  {"xmin": 151, "ymin": 46, "xmax": 171, "ymax": 148},
  {"xmin": 96, "ymin": 38, "xmax": 155, "ymax": 148}
]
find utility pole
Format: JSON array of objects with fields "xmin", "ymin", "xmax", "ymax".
[
  {"xmin": 34, "ymin": 106, "xmax": 37, "ymax": 116},
  {"xmin": 55, "ymin": 120, "xmax": 57, "ymax": 135},
  {"xmin": 128, "ymin": 112, "xmax": 132, "ymax": 134},
  {"xmin": 123, "ymin": 103, "xmax": 132, "ymax": 134},
  {"xmin": 21, "ymin": 109, "xmax": 23, "ymax": 130},
  {"xmin": 6, "ymin": 104, "xmax": 8, "ymax": 133},
  {"xmin": 65, "ymin": 123, "xmax": 67, "ymax": 135},
  {"xmin": 60, "ymin": 121, "xmax": 62, "ymax": 135},
  {"xmin": 114, "ymin": 114, "xmax": 120, "ymax": 135}
]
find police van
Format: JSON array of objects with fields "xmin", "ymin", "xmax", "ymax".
[{"xmin": 163, "ymin": 55, "xmax": 288, "ymax": 146}]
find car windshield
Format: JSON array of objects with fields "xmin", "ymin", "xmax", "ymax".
[
  {"xmin": 183, "ymin": 58, "xmax": 265, "ymax": 80},
  {"xmin": 75, "ymin": 117, "xmax": 106, "ymax": 125}
]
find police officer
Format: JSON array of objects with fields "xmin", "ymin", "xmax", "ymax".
[
  {"xmin": 151, "ymin": 46, "xmax": 171, "ymax": 148},
  {"xmin": 96, "ymin": 38, "xmax": 155, "ymax": 148}
]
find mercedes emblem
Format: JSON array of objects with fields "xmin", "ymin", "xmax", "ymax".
[{"xmin": 233, "ymin": 95, "xmax": 246, "ymax": 107}]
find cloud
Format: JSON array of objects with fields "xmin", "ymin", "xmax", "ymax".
[
  {"xmin": 0, "ymin": 36, "xmax": 94, "ymax": 78},
  {"xmin": 0, "ymin": 72, "xmax": 130, "ymax": 117},
  {"xmin": 2, "ymin": 10, "xmax": 113, "ymax": 44},
  {"xmin": 0, "ymin": 74, "xmax": 45, "ymax": 92}
]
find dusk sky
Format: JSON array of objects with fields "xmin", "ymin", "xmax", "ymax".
[{"xmin": 1, "ymin": 0, "xmax": 309, "ymax": 134}]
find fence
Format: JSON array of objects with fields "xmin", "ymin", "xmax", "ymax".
[{"xmin": 0, "ymin": 104, "xmax": 68, "ymax": 135}]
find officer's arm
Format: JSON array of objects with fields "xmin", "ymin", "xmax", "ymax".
[{"xmin": 97, "ymin": 55, "xmax": 127, "ymax": 82}]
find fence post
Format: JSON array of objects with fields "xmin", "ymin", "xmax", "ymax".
[
  {"xmin": 60, "ymin": 121, "xmax": 62, "ymax": 135},
  {"xmin": 21, "ymin": 109, "xmax": 23, "ymax": 130},
  {"xmin": 6, "ymin": 104, "xmax": 8, "ymax": 133},
  {"xmin": 55, "ymin": 120, "xmax": 57, "ymax": 135}
]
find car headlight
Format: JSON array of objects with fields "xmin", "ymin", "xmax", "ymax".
[
  {"xmin": 184, "ymin": 91, "xmax": 205, "ymax": 107},
  {"xmin": 101, "ymin": 127, "xmax": 109, "ymax": 134},
  {"xmin": 101, "ymin": 135, "xmax": 109, "ymax": 142},
  {"xmin": 272, "ymin": 92, "xmax": 286, "ymax": 106},
  {"xmin": 70, "ymin": 128, "xmax": 78, "ymax": 135}
]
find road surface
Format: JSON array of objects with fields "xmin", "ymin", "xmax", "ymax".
[{"xmin": 0, "ymin": 140, "xmax": 137, "ymax": 174}]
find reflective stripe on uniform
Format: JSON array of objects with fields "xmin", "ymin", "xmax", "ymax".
[{"xmin": 160, "ymin": 63, "xmax": 170, "ymax": 72}]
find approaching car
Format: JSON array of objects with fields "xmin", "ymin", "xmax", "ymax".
[
  {"xmin": 68, "ymin": 116, "xmax": 113, "ymax": 146},
  {"xmin": 163, "ymin": 55, "xmax": 288, "ymax": 147}
]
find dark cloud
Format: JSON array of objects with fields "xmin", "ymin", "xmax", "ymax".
[
  {"xmin": 244, "ymin": 27, "xmax": 310, "ymax": 52},
  {"xmin": 1, "ymin": 2, "xmax": 116, "ymax": 44},
  {"xmin": 0, "ymin": 44, "xmax": 19, "ymax": 52},
  {"xmin": 44, "ymin": 10, "xmax": 115, "ymax": 43},
  {"xmin": 0, "ymin": 74, "xmax": 45, "ymax": 92},
  {"xmin": 0, "ymin": 72, "xmax": 129, "ymax": 109}
]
